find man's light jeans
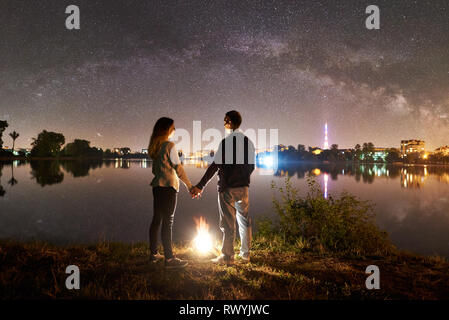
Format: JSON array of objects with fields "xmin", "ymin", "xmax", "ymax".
[{"xmin": 218, "ymin": 186, "xmax": 252, "ymax": 258}]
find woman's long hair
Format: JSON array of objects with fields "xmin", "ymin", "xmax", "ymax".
[{"xmin": 148, "ymin": 117, "xmax": 174, "ymax": 160}]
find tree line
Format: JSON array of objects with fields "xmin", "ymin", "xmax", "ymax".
[
  {"xmin": 0, "ymin": 122, "xmax": 144, "ymax": 159},
  {"xmin": 268, "ymin": 143, "xmax": 402, "ymax": 164}
]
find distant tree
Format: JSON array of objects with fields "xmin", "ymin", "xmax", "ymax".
[
  {"xmin": 104, "ymin": 149, "xmax": 113, "ymax": 158},
  {"xmin": 30, "ymin": 130, "xmax": 65, "ymax": 157},
  {"xmin": 362, "ymin": 142, "xmax": 375, "ymax": 161},
  {"xmin": 385, "ymin": 149, "xmax": 401, "ymax": 163},
  {"xmin": 0, "ymin": 120, "xmax": 8, "ymax": 149},
  {"xmin": 63, "ymin": 139, "xmax": 92, "ymax": 157},
  {"xmin": 331, "ymin": 144, "xmax": 339, "ymax": 151},
  {"xmin": 362, "ymin": 142, "xmax": 375, "ymax": 153},
  {"xmin": 9, "ymin": 131, "xmax": 19, "ymax": 151},
  {"xmin": 354, "ymin": 144, "xmax": 362, "ymax": 161}
]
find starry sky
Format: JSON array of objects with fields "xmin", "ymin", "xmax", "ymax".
[{"xmin": 1, "ymin": 0, "xmax": 448, "ymax": 151}]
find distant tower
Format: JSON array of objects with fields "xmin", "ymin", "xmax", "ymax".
[{"xmin": 323, "ymin": 122, "xmax": 329, "ymax": 150}]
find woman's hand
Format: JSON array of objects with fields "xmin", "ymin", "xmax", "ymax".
[{"xmin": 189, "ymin": 186, "xmax": 203, "ymax": 199}]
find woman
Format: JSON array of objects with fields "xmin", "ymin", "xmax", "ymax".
[{"xmin": 148, "ymin": 117, "xmax": 193, "ymax": 268}]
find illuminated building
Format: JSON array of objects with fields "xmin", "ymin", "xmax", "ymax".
[
  {"xmin": 274, "ymin": 144, "xmax": 288, "ymax": 152},
  {"xmin": 435, "ymin": 145, "xmax": 449, "ymax": 156},
  {"xmin": 141, "ymin": 149, "xmax": 148, "ymax": 154},
  {"xmin": 309, "ymin": 147, "xmax": 323, "ymax": 155},
  {"xmin": 400, "ymin": 140, "xmax": 425, "ymax": 157},
  {"xmin": 372, "ymin": 147, "xmax": 398, "ymax": 161}
]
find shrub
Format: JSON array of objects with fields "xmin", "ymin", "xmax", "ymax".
[{"xmin": 261, "ymin": 176, "xmax": 392, "ymax": 257}]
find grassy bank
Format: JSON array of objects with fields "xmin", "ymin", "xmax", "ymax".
[{"xmin": 1, "ymin": 238, "xmax": 448, "ymax": 299}]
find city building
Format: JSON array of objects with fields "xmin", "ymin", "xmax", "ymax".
[
  {"xmin": 373, "ymin": 147, "xmax": 393, "ymax": 161},
  {"xmin": 400, "ymin": 140, "xmax": 425, "ymax": 157},
  {"xmin": 141, "ymin": 149, "xmax": 148, "ymax": 154},
  {"xmin": 112, "ymin": 147, "xmax": 131, "ymax": 155},
  {"xmin": 435, "ymin": 145, "xmax": 449, "ymax": 156},
  {"xmin": 274, "ymin": 144, "xmax": 288, "ymax": 152},
  {"xmin": 256, "ymin": 147, "xmax": 274, "ymax": 154},
  {"xmin": 309, "ymin": 147, "xmax": 323, "ymax": 155}
]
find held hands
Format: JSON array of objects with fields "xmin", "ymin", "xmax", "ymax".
[{"xmin": 189, "ymin": 186, "xmax": 203, "ymax": 199}]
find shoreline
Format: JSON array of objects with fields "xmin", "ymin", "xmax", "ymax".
[
  {"xmin": 1, "ymin": 157, "xmax": 449, "ymax": 166},
  {"xmin": 1, "ymin": 238, "xmax": 448, "ymax": 299}
]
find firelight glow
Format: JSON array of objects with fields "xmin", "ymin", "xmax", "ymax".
[{"xmin": 193, "ymin": 217, "xmax": 213, "ymax": 254}]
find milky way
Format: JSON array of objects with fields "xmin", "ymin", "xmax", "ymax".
[{"xmin": 1, "ymin": 0, "xmax": 448, "ymax": 151}]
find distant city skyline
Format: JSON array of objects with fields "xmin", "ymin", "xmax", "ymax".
[{"xmin": 1, "ymin": 123, "xmax": 444, "ymax": 154}]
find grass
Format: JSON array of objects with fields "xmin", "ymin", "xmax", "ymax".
[{"xmin": 1, "ymin": 238, "xmax": 449, "ymax": 299}]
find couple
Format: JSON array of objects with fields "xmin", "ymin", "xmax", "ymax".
[{"xmin": 148, "ymin": 110, "xmax": 255, "ymax": 269}]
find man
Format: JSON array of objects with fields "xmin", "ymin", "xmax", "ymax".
[{"xmin": 191, "ymin": 111, "xmax": 255, "ymax": 265}]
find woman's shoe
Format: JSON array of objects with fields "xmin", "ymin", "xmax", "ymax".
[
  {"xmin": 165, "ymin": 257, "xmax": 188, "ymax": 269},
  {"xmin": 150, "ymin": 252, "xmax": 164, "ymax": 263}
]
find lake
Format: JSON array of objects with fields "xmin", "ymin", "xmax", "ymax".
[{"xmin": 1, "ymin": 160, "xmax": 449, "ymax": 257}]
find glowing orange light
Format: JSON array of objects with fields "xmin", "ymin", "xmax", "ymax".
[{"xmin": 193, "ymin": 217, "xmax": 213, "ymax": 254}]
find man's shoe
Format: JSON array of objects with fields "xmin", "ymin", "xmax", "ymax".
[
  {"xmin": 211, "ymin": 254, "xmax": 234, "ymax": 265},
  {"xmin": 149, "ymin": 252, "xmax": 164, "ymax": 263},
  {"xmin": 235, "ymin": 252, "xmax": 250, "ymax": 263},
  {"xmin": 165, "ymin": 257, "xmax": 188, "ymax": 269}
]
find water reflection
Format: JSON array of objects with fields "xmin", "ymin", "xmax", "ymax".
[
  {"xmin": 1, "ymin": 160, "xmax": 449, "ymax": 191},
  {"xmin": 30, "ymin": 161, "xmax": 64, "ymax": 187},
  {"xmin": 182, "ymin": 159, "xmax": 210, "ymax": 168},
  {"xmin": 0, "ymin": 162, "xmax": 5, "ymax": 197},
  {"xmin": 61, "ymin": 160, "xmax": 103, "ymax": 178},
  {"xmin": 2, "ymin": 159, "xmax": 449, "ymax": 256},
  {"xmin": 323, "ymin": 173, "xmax": 328, "ymax": 199},
  {"xmin": 271, "ymin": 163, "xmax": 449, "ymax": 190},
  {"xmin": 8, "ymin": 163, "xmax": 18, "ymax": 186}
]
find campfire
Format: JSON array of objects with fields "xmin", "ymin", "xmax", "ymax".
[{"xmin": 193, "ymin": 217, "xmax": 213, "ymax": 254}]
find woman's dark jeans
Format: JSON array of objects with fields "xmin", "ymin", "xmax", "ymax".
[{"xmin": 150, "ymin": 187, "xmax": 177, "ymax": 259}]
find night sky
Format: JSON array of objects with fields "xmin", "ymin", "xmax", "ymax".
[{"xmin": 1, "ymin": 0, "xmax": 448, "ymax": 151}]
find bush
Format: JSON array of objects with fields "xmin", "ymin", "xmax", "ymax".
[{"xmin": 260, "ymin": 176, "xmax": 393, "ymax": 257}]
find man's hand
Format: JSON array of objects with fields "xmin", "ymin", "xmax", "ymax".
[{"xmin": 190, "ymin": 186, "xmax": 203, "ymax": 199}]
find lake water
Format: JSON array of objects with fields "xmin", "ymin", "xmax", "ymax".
[{"xmin": 1, "ymin": 160, "xmax": 449, "ymax": 257}]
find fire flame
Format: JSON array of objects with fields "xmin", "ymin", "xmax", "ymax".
[{"xmin": 193, "ymin": 217, "xmax": 213, "ymax": 254}]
